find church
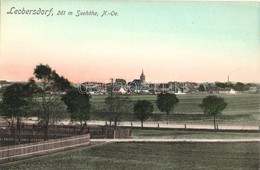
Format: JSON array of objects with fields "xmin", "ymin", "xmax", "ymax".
[
  {"xmin": 130, "ymin": 70, "xmax": 145, "ymax": 85},
  {"xmin": 128, "ymin": 70, "xmax": 149, "ymax": 92}
]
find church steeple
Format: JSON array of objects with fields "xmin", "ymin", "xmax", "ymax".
[{"xmin": 140, "ymin": 69, "xmax": 145, "ymax": 84}]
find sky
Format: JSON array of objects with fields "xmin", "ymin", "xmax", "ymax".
[{"xmin": 0, "ymin": 1, "xmax": 259, "ymax": 83}]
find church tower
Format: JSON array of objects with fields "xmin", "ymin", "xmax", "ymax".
[{"xmin": 140, "ymin": 70, "xmax": 145, "ymax": 84}]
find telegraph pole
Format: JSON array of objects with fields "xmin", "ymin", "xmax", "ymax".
[{"xmin": 109, "ymin": 78, "xmax": 114, "ymax": 126}]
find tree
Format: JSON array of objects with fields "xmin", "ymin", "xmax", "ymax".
[
  {"xmin": 105, "ymin": 95, "xmax": 132, "ymax": 129},
  {"xmin": 198, "ymin": 84, "xmax": 206, "ymax": 92},
  {"xmin": 34, "ymin": 64, "xmax": 71, "ymax": 140},
  {"xmin": 115, "ymin": 79, "xmax": 127, "ymax": 86},
  {"xmin": 234, "ymin": 82, "xmax": 250, "ymax": 91},
  {"xmin": 62, "ymin": 88, "xmax": 91, "ymax": 132},
  {"xmin": 156, "ymin": 93, "xmax": 179, "ymax": 124},
  {"xmin": 1, "ymin": 83, "xmax": 33, "ymax": 144},
  {"xmin": 134, "ymin": 100, "xmax": 154, "ymax": 128},
  {"xmin": 199, "ymin": 95, "xmax": 227, "ymax": 130},
  {"xmin": 215, "ymin": 82, "xmax": 234, "ymax": 89}
]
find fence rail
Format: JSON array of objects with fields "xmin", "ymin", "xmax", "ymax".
[
  {"xmin": 0, "ymin": 134, "xmax": 90, "ymax": 164},
  {"xmin": 0, "ymin": 125, "xmax": 132, "ymax": 142}
]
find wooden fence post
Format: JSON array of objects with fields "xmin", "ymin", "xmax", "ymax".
[
  {"xmin": 185, "ymin": 124, "xmax": 186, "ymax": 129},
  {"xmin": 113, "ymin": 130, "xmax": 116, "ymax": 139},
  {"xmin": 158, "ymin": 123, "xmax": 160, "ymax": 128}
]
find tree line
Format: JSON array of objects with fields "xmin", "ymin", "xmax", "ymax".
[
  {"xmin": 0, "ymin": 64, "xmax": 228, "ymax": 143},
  {"xmin": 215, "ymin": 82, "xmax": 255, "ymax": 91}
]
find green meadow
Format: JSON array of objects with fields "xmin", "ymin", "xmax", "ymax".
[
  {"xmin": 91, "ymin": 93, "xmax": 260, "ymax": 115},
  {"xmin": 1, "ymin": 142, "xmax": 259, "ymax": 170},
  {"xmin": 1, "ymin": 92, "xmax": 259, "ymax": 125},
  {"xmin": 91, "ymin": 93, "xmax": 260, "ymax": 125},
  {"xmin": 132, "ymin": 129, "xmax": 260, "ymax": 139}
]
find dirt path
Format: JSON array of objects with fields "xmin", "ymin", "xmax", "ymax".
[
  {"xmin": 91, "ymin": 138, "xmax": 260, "ymax": 143},
  {"xmin": 84, "ymin": 120, "xmax": 260, "ymax": 130},
  {"xmin": 22, "ymin": 119, "xmax": 260, "ymax": 130}
]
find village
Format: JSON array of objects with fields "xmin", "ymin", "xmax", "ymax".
[
  {"xmin": 1, "ymin": 70, "xmax": 259, "ymax": 96},
  {"xmin": 74, "ymin": 70, "xmax": 259, "ymax": 95}
]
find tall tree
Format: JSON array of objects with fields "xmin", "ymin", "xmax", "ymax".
[
  {"xmin": 62, "ymin": 88, "xmax": 91, "ymax": 132},
  {"xmin": 134, "ymin": 100, "xmax": 154, "ymax": 128},
  {"xmin": 156, "ymin": 93, "xmax": 179, "ymax": 124},
  {"xmin": 1, "ymin": 83, "xmax": 33, "ymax": 144},
  {"xmin": 198, "ymin": 84, "xmax": 206, "ymax": 92},
  {"xmin": 105, "ymin": 95, "xmax": 132, "ymax": 129},
  {"xmin": 34, "ymin": 64, "xmax": 71, "ymax": 140},
  {"xmin": 199, "ymin": 95, "xmax": 228, "ymax": 130}
]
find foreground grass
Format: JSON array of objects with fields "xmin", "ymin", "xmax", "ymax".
[
  {"xmin": 132, "ymin": 129, "xmax": 260, "ymax": 139},
  {"xmin": 1, "ymin": 142, "xmax": 259, "ymax": 170}
]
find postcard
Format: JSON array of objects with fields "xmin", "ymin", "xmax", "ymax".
[{"xmin": 0, "ymin": 0, "xmax": 259, "ymax": 169}]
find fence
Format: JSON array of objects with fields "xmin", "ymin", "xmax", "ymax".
[
  {"xmin": 114, "ymin": 128, "xmax": 132, "ymax": 139},
  {"xmin": 0, "ymin": 125, "xmax": 132, "ymax": 145},
  {"xmin": 0, "ymin": 134, "xmax": 90, "ymax": 164}
]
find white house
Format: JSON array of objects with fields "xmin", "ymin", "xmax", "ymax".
[
  {"xmin": 219, "ymin": 88, "xmax": 236, "ymax": 94},
  {"xmin": 249, "ymin": 86, "xmax": 260, "ymax": 93}
]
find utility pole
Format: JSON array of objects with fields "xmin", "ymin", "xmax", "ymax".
[
  {"xmin": 175, "ymin": 81, "xmax": 177, "ymax": 94},
  {"xmin": 162, "ymin": 83, "xmax": 165, "ymax": 94},
  {"xmin": 109, "ymin": 78, "xmax": 114, "ymax": 126}
]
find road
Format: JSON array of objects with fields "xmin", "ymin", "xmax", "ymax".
[
  {"xmin": 76, "ymin": 120, "xmax": 260, "ymax": 130},
  {"xmin": 16, "ymin": 119, "xmax": 260, "ymax": 131},
  {"xmin": 91, "ymin": 138, "xmax": 260, "ymax": 143}
]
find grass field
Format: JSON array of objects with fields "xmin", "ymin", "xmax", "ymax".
[
  {"xmin": 1, "ymin": 142, "xmax": 259, "ymax": 170},
  {"xmin": 91, "ymin": 93, "xmax": 260, "ymax": 125},
  {"xmin": 132, "ymin": 129, "xmax": 260, "ymax": 139},
  {"xmin": 91, "ymin": 93, "xmax": 260, "ymax": 115},
  {"xmin": 1, "ymin": 91, "xmax": 259, "ymax": 116},
  {"xmin": 1, "ymin": 92, "xmax": 259, "ymax": 125}
]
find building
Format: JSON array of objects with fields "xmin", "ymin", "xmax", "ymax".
[
  {"xmin": 140, "ymin": 70, "xmax": 145, "ymax": 85},
  {"xmin": 0, "ymin": 80, "xmax": 12, "ymax": 89},
  {"xmin": 79, "ymin": 82, "xmax": 105, "ymax": 94},
  {"xmin": 219, "ymin": 88, "xmax": 236, "ymax": 94},
  {"xmin": 128, "ymin": 70, "xmax": 149, "ymax": 93},
  {"xmin": 208, "ymin": 87, "xmax": 236, "ymax": 94},
  {"xmin": 249, "ymin": 86, "xmax": 260, "ymax": 93}
]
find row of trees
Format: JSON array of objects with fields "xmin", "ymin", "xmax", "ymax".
[
  {"xmin": 198, "ymin": 82, "xmax": 255, "ymax": 92},
  {"xmin": 0, "ymin": 64, "xmax": 228, "ymax": 143},
  {"xmin": 134, "ymin": 94, "xmax": 227, "ymax": 129},
  {"xmin": 0, "ymin": 64, "xmax": 91, "ymax": 143},
  {"xmin": 215, "ymin": 82, "xmax": 255, "ymax": 91},
  {"xmin": 103, "ymin": 90, "xmax": 227, "ymax": 130}
]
